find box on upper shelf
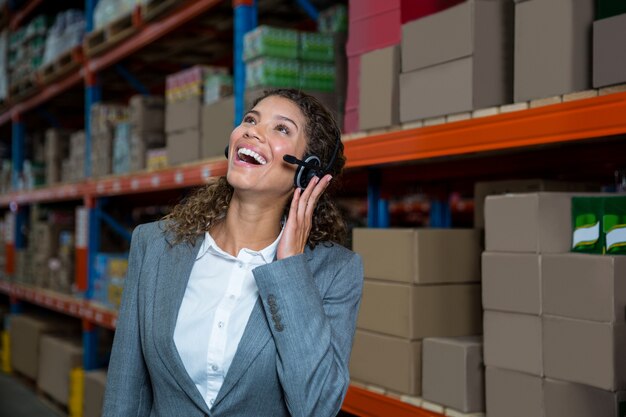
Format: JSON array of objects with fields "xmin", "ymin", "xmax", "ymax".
[
  {"xmin": 422, "ymin": 336, "xmax": 485, "ymax": 413},
  {"xmin": 359, "ymin": 45, "xmax": 400, "ymax": 131},
  {"xmin": 353, "ymin": 228, "xmax": 481, "ymax": 284},
  {"xmin": 486, "ymin": 367, "xmax": 543, "ymax": 417},
  {"xmin": 129, "ymin": 95, "xmax": 164, "ymax": 133},
  {"xmin": 201, "ymin": 96, "xmax": 234, "ymax": 160},
  {"xmin": 358, "ymin": 280, "xmax": 482, "ymax": 339},
  {"xmin": 514, "ymin": 0, "xmax": 594, "ymax": 102},
  {"xmin": 544, "ymin": 378, "xmax": 626, "ymax": 417}
]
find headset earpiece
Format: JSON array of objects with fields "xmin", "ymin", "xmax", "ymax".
[
  {"xmin": 224, "ymin": 145, "xmax": 229, "ymax": 159},
  {"xmin": 295, "ymin": 155, "xmax": 322, "ymax": 189}
]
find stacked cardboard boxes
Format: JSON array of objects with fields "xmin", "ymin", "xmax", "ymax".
[
  {"xmin": 128, "ymin": 95, "xmax": 165, "ymax": 172},
  {"xmin": 399, "ymin": 0, "xmax": 513, "ymax": 123},
  {"xmin": 593, "ymin": 10, "xmax": 626, "ymax": 89},
  {"xmin": 90, "ymin": 103, "xmax": 128, "ymax": 178},
  {"xmin": 44, "ymin": 129, "xmax": 70, "ymax": 185},
  {"xmin": 514, "ymin": 0, "xmax": 594, "ymax": 102},
  {"xmin": 61, "ymin": 131, "xmax": 86, "ymax": 182},
  {"xmin": 83, "ymin": 370, "xmax": 107, "ymax": 417},
  {"xmin": 350, "ymin": 228, "xmax": 482, "ymax": 396},
  {"xmin": 483, "ymin": 192, "xmax": 626, "ymax": 416},
  {"xmin": 37, "ymin": 335, "xmax": 83, "ymax": 406}
]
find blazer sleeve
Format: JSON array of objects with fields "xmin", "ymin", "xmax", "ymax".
[
  {"xmin": 102, "ymin": 224, "xmax": 153, "ymax": 417},
  {"xmin": 253, "ymin": 249, "xmax": 363, "ymax": 417}
]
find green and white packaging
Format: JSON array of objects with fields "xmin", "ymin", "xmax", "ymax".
[
  {"xmin": 603, "ymin": 196, "xmax": 626, "ymax": 255},
  {"xmin": 243, "ymin": 26, "xmax": 299, "ymax": 62},
  {"xmin": 299, "ymin": 32, "xmax": 335, "ymax": 62},
  {"xmin": 571, "ymin": 197, "xmax": 603, "ymax": 254}
]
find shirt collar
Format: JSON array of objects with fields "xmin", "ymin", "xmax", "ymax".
[{"xmin": 199, "ymin": 227, "xmax": 284, "ymax": 264}]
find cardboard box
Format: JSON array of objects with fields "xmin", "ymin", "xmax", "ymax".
[
  {"xmin": 129, "ymin": 95, "xmax": 164, "ymax": 133},
  {"xmin": 514, "ymin": 0, "xmax": 594, "ymax": 101},
  {"xmin": 544, "ymin": 378, "xmax": 626, "ymax": 417},
  {"xmin": 422, "ymin": 336, "xmax": 484, "ymax": 413},
  {"xmin": 485, "ymin": 367, "xmax": 543, "ymax": 417},
  {"xmin": 165, "ymin": 96, "xmax": 202, "ymax": 133},
  {"xmin": 9, "ymin": 315, "xmax": 78, "ymax": 379},
  {"xmin": 543, "ymin": 315, "xmax": 626, "ymax": 391},
  {"xmin": 482, "ymin": 252, "xmax": 541, "ymax": 315},
  {"xmin": 358, "ymin": 280, "xmax": 482, "ymax": 339},
  {"xmin": 166, "ymin": 129, "xmax": 201, "ymax": 166},
  {"xmin": 483, "ymin": 311, "xmax": 542, "ymax": 376},
  {"xmin": 83, "ymin": 370, "xmax": 107, "ymax": 417},
  {"xmin": 350, "ymin": 330, "xmax": 422, "ymax": 395},
  {"xmin": 474, "ymin": 179, "xmax": 598, "ymax": 229},
  {"xmin": 201, "ymin": 96, "xmax": 234, "ymax": 159},
  {"xmin": 485, "ymin": 193, "xmax": 574, "ymax": 253},
  {"xmin": 594, "ymin": 13, "xmax": 626, "ymax": 88},
  {"xmin": 359, "ymin": 45, "xmax": 400, "ymax": 130},
  {"xmin": 37, "ymin": 335, "xmax": 83, "ymax": 405},
  {"xmin": 353, "ymin": 228, "xmax": 481, "ymax": 284},
  {"xmin": 542, "ymin": 254, "xmax": 626, "ymax": 322},
  {"xmin": 401, "ymin": 0, "xmax": 513, "ymax": 73}
]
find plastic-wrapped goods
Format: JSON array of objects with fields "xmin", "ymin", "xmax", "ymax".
[
  {"xmin": 243, "ymin": 26, "xmax": 299, "ymax": 62},
  {"xmin": 0, "ymin": 30, "xmax": 8, "ymax": 101},
  {"xmin": 90, "ymin": 103, "xmax": 129, "ymax": 135},
  {"xmin": 43, "ymin": 10, "xmax": 85, "ymax": 66},
  {"xmin": 113, "ymin": 122, "xmax": 131, "ymax": 175},
  {"xmin": 300, "ymin": 32, "xmax": 335, "ymax": 62},
  {"xmin": 246, "ymin": 58, "xmax": 300, "ymax": 89},
  {"xmin": 318, "ymin": 4, "xmax": 348, "ymax": 33},
  {"xmin": 8, "ymin": 14, "xmax": 51, "ymax": 87},
  {"xmin": 203, "ymin": 73, "xmax": 233, "ymax": 105},
  {"xmin": 92, "ymin": 253, "xmax": 128, "ymax": 309},
  {"xmin": 146, "ymin": 148, "xmax": 168, "ymax": 170},
  {"xmin": 165, "ymin": 65, "xmax": 229, "ymax": 103},
  {"xmin": 300, "ymin": 62, "xmax": 336, "ymax": 92},
  {"xmin": 93, "ymin": 0, "xmax": 150, "ymax": 30}
]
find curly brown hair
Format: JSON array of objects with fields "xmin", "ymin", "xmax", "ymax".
[{"xmin": 164, "ymin": 89, "xmax": 347, "ymax": 248}]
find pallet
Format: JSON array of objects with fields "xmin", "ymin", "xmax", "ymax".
[
  {"xmin": 38, "ymin": 46, "xmax": 84, "ymax": 85},
  {"xmin": 141, "ymin": 0, "xmax": 185, "ymax": 22},
  {"xmin": 9, "ymin": 74, "xmax": 39, "ymax": 102},
  {"xmin": 84, "ymin": 12, "xmax": 138, "ymax": 57}
]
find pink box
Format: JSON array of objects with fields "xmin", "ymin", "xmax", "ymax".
[
  {"xmin": 346, "ymin": 9, "xmax": 402, "ymax": 57},
  {"xmin": 401, "ymin": 0, "xmax": 466, "ymax": 24},
  {"xmin": 349, "ymin": 0, "xmax": 400, "ymax": 22},
  {"xmin": 343, "ymin": 109, "xmax": 359, "ymax": 134},
  {"xmin": 345, "ymin": 55, "xmax": 361, "ymax": 110}
]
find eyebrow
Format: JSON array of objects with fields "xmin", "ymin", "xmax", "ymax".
[{"xmin": 276, "ymin": 115, "xmax": 298, "ymax": 130}]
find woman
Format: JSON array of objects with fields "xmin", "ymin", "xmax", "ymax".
[{"xmin": 103, "ymin": 89, "xmax": 364, "ymax": 417}]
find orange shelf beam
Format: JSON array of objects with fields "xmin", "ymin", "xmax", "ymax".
[
  {"xmin": 342, "ymin": 386, "xmax": 444, "ymax": 417},
  {"xmin": 344, "ymin": 91, "xmax": 626, "ymax": 168},
  {"xmin": 0, "ymin": 281, "xmax": 117, "ymax": 329},
  {"xmin": 88, "ymin": 0, "xmax": 223, "ymax": 73}
]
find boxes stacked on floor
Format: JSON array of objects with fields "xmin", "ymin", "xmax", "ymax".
[
  {"xmin": 345, "ymin": 0, "xmax": 466, "ymax": 132},
  {"xmin": 37, "ymin": 334, "xmax": 83, "ymax": 406},
  {"xmin": 61, "ymin": 130, "xmax": 86, "ymax": 182},
  {"xmin": 44, "ymin": 128, "xmax": 71, "ymax": 185},
  {"xmin": 593, "ymin": 2, "xmax": 626, "ymax": 88},
  {"xmin": 126, "ymin": 95, "xmax": 166, "ymax": 172},
  {"xmin": 514, "ymin": 0, "xmax": 594, "ymax": 102},
  {"xmin": 350, "ymin": 228, "xmax": 482, "ymax": 396},
  {"xmin": 92, "ymin": 253, "xmax": 128, "ymax": 310},
  {"xmin": 483, "ymin": 192, "xmax": 626, "ymax": 417},
  {"xmin": 42, "ymin": 9, "xmax": 85, "ymax": 66},
  {"xmin": 165, "ymin": 65, "xmax": 230, "ymax": 166},
  {"xmin": 91, "ymin": 103, "xmax": 128, "ymax": 178},
  {"xmin": 83, "ymin": 370, "xmax": 108, "ymax": 417},
  {"xmin": 7, "ymin": 15, "xmax": 50, "ymax": 92},
  {"xmin": 399, "ymin": 0, "xmax": 513, "ymax": 123}
]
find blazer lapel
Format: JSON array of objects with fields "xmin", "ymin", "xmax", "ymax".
[
  {"xmin": 153, "ymin": 235, "xmax": 211, "ymax": 415},
  {"xmin": 213, "ymin": 297, "xmax": 272, "ymax": 407}
]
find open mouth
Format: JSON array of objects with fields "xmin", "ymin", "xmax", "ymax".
[{"xmin": 237, "ymin": 147, "xmax": 267, "ymax": 165}]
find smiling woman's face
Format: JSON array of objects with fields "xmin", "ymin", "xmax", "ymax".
[{"xmin": 226, "ymin": 95, "xmax": 308, "ymax": 197}]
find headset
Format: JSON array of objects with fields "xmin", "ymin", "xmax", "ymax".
[{"xmin": 224, "ymin": 131, "xmax": 341, "ymax": 189}]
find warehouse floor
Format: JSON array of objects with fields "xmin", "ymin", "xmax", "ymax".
[{"xmin": 0, "ymin": 373, "xmax": 63, "ymax": 417}]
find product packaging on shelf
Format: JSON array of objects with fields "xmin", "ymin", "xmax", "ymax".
[
  {"xmin": 318, "ymin": 4, "xmax": 348, "ymax": 33},
  {"xmin": 165, "ymin": 65, "xmax": 229, "ymax": 103},
  {"xmin": 203, "ymin": 73, "xmax": 233, "ymax": 106},
  {"xmin": 299, "ymin": 32, "xmax": 335, "ymax": 62},
  {"xmin": 359, "ymin": 45, "xmax": 400, "ymax": 131},
  {"xmin": 243, "ymin": 26, "xmax": 299, "ymax": 62}
]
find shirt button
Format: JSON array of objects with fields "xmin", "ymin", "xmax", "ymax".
[
  {"xmin": 210, "ymin": 398, "xmax": 215, "ymax": 405},
  {"xmin": 211, "ymin": 364, "xmax": 218, "ymax": 372},
  {"xmin": 218, "ymin": 321, "xmax": 224, "ymax": 328}
]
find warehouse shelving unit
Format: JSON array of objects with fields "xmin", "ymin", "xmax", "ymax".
[{"xmin": 2, "ymin": 1, "xmax": 626, "ymax": 416}]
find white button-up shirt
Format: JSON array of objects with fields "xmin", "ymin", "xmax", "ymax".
[{"xmin": 173, "ymin": 230, "xmax": 281, "ymax": 409}]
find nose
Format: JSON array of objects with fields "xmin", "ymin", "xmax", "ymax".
[{"xmin": 243, "ymin": 123, "xmax": 265, "ymax": 143}]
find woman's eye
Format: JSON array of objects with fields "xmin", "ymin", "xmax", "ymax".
[
  {"xmin": 276, "ymin": 124, "xmax": 289, "ymax": 134},
  {"xmin": 243, "ymin": 115, "xmax": 256, "ymax": 124}
]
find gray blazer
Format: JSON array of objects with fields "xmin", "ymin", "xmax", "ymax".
[{"xmin": 102, "ymin": 221, "xmax": 363, "ymax": 417}]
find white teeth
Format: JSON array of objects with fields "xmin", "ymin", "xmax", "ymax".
[{"xmin": 237, "ymin": 147, "xmax": 267, "ymax": 165}]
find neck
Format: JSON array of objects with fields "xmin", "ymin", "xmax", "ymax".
[{"xmin": 210, "ymin": 190, "xmax": 289, "ymax": 256}]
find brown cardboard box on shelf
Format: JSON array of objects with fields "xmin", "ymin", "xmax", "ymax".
[
  {"xmin": 44, "ymin": 129, "xmax": 70, "ymax": 160},
  {"xmin": 165, "ymin": 96, "xmax": 202, "ymax": 133},
  {"xmin": 485, "ymin": 367, "xmax": 543, "ymax": 417},
  {"xmin": 543, "ymin": 315, "xmax": 626, "ymax": 391},
  {"xmin": 83, "ymin": 370, "xmax": 107, "ymax": 417},
  {"xmin": 482, "ymin": 252, "xmax": 541, "ymax": 315},
  {"xmin": 514, "ymin": 0, "xmax": 594, "ymax": 102},
  {"xmin": 359, "ymin": 45, "xmax": 400, "ymax": 131},
  {"xmin": 422, "ymin": 336, "xmax": 484, "ymax": 413},
  {"xmin": 593, "ymin": 13, "xmax": 626, "ymax": 88},
  {"xmin": 129, "ymin": 95, "xmax": 165, "ymax": 133},
  {"xmin": 544, "ymin": 378, "xmax": 626, "ymax": 417},
  {"xmin": 474, "ymin": 179, "xmax": 598, "ymax": 229},
  {"xmin": 166, "ymin": 129, "xmax": 201, "ymax": 166},
  {"xmin": 352, "ymin": 228, "xmax": 481, "ymax": 284},
  {"xmin": 9, "ymin": 315, "xmax": 79, "ymax": 379},
  {"xmin": 358, "ymin": 280, "xmax": 482, "ymax": 339},
  {"xmin": 350, "ymin": 330, "xmax": 422, "ymax": 396},
  {"xmin": 401, "ymin": 0, "xmax": 513, "ymax": 73},
  {"xmin": 37, "ymin": 335, "xmax": 83, "ymax": 406},
  {"xmin": 485, "ymin": 192, "xmax": 574, "ymax": 253},
  {"xmin": 483, "ymin": 311, "xmax": 542, "ymax": 376},
  {"xmin": 542, "ymin": 254, "xmax": 626, "ymax": 322},
  {"xmin": 201, "ymin": 96, "xmax": 234, "ymax": 159}
]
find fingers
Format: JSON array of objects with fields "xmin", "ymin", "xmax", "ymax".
[{"xmin": 304, "ymin": 174, "xmax": 332, "ymax": 218}]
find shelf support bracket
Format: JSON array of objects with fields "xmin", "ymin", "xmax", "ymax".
[
  {"xmin": 11, "ymin": 114, "xmax": 24, "ymax": 190},
  {"xmin": 233, "ymin": 0, "xmax": 257, "ymax": 126},
  {"xmin": 82, "ymin": 320, "xmax": 99, "ymax": 370},
  {"xmin": 367, "ymin": 169, "xmax": 389, "ymax": 227},
  {"xmin": 85, "ymin": 72, "xmax": 102, "ymax": 179},
  {"xmin": 96, "ymin": 208, "xmax": 132, "ymax": 243},
  {"xmin": 115, "ymin": 64, "xmax": 149, "ymax": 96},
  {"xmin": 295, "ymin": 0, "xmax": 319, "ymax": 21},
  {"xmin": 85, "ymin": 0, "xmax": 100, "ymax": 33}
]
